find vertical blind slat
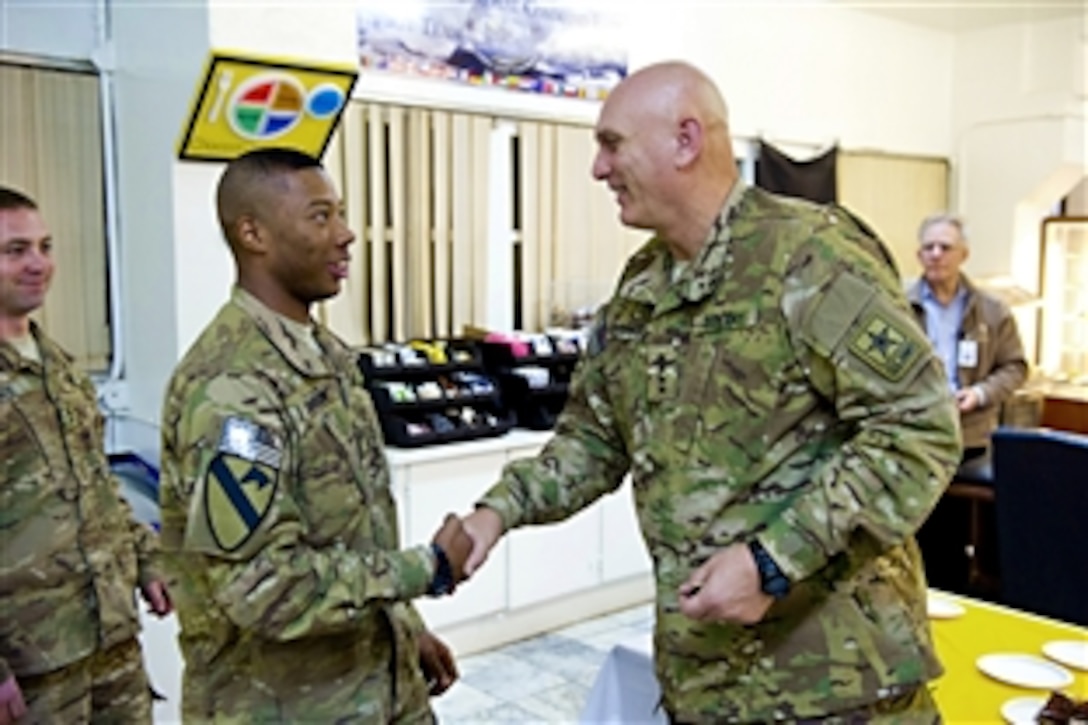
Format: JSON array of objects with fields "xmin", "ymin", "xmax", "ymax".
[
  {"xmin": 432, "ymin": 111, "xmax": 452, "ymax": 339},
  {"xmin": 388, "ymin": 106, "xmax": 408, "ymax": 341},
  {"xmin": 407, "ymin": 108, "xmax": 433, "ymax": 339},
  {"xmin": 367, "ymin": 104, "xmax": 389, "ymax": 342}
]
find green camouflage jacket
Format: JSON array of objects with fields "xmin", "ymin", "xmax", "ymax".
[
  {"xmin": 159, "ymin": 288, "xmax": 436, "ymax": 723},
  {"xmin": 0, "ymin": 324, "xmax": 159, "ymax": 680},
  {"xmin": 478, "ymin": 183, "xmax": 962, "ymax": 722}
]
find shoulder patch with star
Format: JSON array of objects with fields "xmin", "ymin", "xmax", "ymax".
[{"xmin": 847, "ymin": 310, "xmax": 926, "ymax": 382}]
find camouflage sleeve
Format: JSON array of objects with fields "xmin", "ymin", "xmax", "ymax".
[
  {"xmin": 765, "ymin": 237, "xmax": 962, "ymax": 582},
  {"xmin": 396, "ymin": 601, "xmax": 426, "ymax": 636},
  {"xmin": 80, "ymin": 369, "xmax": 164, "ymax": 587},
  {"xmin": 127, "ymin": 512, "xmax": 163, "ymax": 587},
  {"xmin": 477, "ymin": 332, "xmax": 631, "ymax": 530},
  {"xmin": 160, "ymin": 373, "xmax": 435, "ymax": 642},
  {"xmin": 0, "ymin": 657, "xmax": 9, "ymax": 682}
]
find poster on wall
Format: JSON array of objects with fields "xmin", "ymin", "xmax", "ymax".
[
  {"xmin": 177, "ymin": 53, "xmax": 358, "ymax": 162},
  {"xmin": 356, "ymin": 0, "xmax": 627, "ymax": 100}
]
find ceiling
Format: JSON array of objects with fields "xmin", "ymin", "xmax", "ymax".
[{"xmin": 835, "ymin": 0, "xmax": 1086, "ymax": 33}]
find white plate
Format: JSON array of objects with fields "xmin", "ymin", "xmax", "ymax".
[
  {"xmin": 1001, "ymin": 696, "xmax": 1047, "ymax": 725},
  {"xmin": 926, "ymin": 594, "xmax": 966, "ymax": 620},
  {"xmin": 1043, "ymin": 640, "xmax": 1088, "ymax": 671},
  {"xmin": 977, "ymin": 653, "xmax": 1074, "ymax": 690}
]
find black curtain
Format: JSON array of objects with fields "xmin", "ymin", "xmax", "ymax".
[{"xmin": 755, "ymin": 141, "xmax": 838, "ymax": 204}]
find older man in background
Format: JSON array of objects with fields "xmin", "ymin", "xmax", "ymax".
[
  {"xmin": 910, "ymin": 213, "xmax": 1028, "ymax": 593},
  {"xmin": 908, "ymin": 213, "xmax": 1028, "ymax": 460}
]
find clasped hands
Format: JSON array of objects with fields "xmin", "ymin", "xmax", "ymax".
[{"xmin": 427, "ymin": 508, "xmax": 505, "ymax": 596}]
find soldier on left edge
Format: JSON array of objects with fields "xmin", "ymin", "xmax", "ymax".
[{"xmin": 0, "ymin": 185, "xmax": 172, "ymax": 724}]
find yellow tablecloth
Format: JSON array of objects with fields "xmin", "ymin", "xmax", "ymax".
[{"xmin": 931, "ymin": 591, "xmax": 1088, "ymax": 723}]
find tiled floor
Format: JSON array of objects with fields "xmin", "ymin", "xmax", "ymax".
[{"xmin": 431, "ymin": 601, "xmax": 655, "ymax": 723}]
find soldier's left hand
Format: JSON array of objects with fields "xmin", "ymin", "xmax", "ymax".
[
  {"xmin": 140, "ymin": 579, "xmax": 173, "ymax": 616},
  {"xmin": 418, "ymin": 630, "xmax": 459, "ymax": 696},
  {"xmin": 678, "ymin": 543, "xmax": 774, "ymax": 625}
]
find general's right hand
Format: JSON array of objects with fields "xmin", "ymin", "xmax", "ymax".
[
  {"xmin": 432, "ymin": 514, "xmax": 472, "ymax": 584},
  {"xmin": 0, "ymin": 675, "xmax": 27, "ymax": 725},
  {"xmin": 462, "ymin": 507, "xmax": 504, "ymax": 577}
]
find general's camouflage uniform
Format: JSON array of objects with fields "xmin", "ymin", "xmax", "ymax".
[
  {"xmin": 0, "ymin": 323, "xmax": 158, "ymax": 723},
  {"xmin": 478, "ymin": 182, "xmax": 962, "ymax": 723},
  {"xmin": 159, "ymin": 289, "xmax": 438, "ymax": 723}
]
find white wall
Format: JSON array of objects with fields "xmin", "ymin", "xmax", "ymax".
[
  {"xmin": 632, "ymin": 3, "xmax": 955, "ymax": 157},
  {"xmin": 953, "ymin": 15, "xmax": 1086, "ymax": 287},
  {"xmin": 110, "ymin": 1, "xmax": 211, "ymax": 450},
  {"xmin": 1, "ymin": 0, "xmax": 101, "ymax": 61}
]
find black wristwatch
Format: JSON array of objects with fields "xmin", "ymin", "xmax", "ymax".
[
  {"xmin": 749, "ymin": 539, "xmax": 790, "ymax": 600},
  {"xmin": 427, "ymin": 543, "xmax": 454, "ymax": 597}
]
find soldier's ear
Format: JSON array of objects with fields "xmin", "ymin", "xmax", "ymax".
[{"xmin": 235, "ymin": 215, "xmax": 267, "ymax": 255}]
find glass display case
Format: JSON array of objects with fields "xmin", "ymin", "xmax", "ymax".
[{"xmin": 1038, "ymin": 217, "xmax": 1088, "ymax": 383}]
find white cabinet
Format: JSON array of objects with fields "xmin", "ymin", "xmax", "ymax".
[
  {"xmin": 394, "ymin": 451, "xmax": 509, "ymax": 630},
  {"xmin": 502, "ymin": 437, "xmax": 603, "ymax": 608},
  {"xmin": 601, "ymin": 481, "xmax": 653, "ymax": 583},
  {"xmin": 507, "ymin": 504, "xmax": 603, "ymax": 609}
]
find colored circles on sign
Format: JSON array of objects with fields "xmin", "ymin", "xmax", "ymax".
[
  {"xmin": 228, "ymin": 74, "xmax": 307, "ymax": 140},
  {"xmin": 307, "ymin": 83, "xmax": 345, "ymax": 120}
]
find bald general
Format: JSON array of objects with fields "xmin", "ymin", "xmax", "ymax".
[
  {"xmin": 216, "ymin": 147, "xmax": 322, "ymax": 249},
  {"xmin": 614, "ymin": 62, "xmax": 731, "ymax": 153},
  {"xmin": 623, "ymin": 61, "xmax": 728, "ymax": 126},
  {"xmin": 593, "ymin": 61, "xmax": 739, "ymax": 258}
]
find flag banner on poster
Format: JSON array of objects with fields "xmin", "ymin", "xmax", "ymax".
[
  {"xmin": 177, "ymin": 52, "xmax": 358, "ymax": 162},
  {"xmin": 356, "ymin": 0, "xmax": 627, "ymax": 100}
]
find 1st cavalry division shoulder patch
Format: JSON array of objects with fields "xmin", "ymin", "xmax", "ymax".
[
  {"xmin": 204, "ymin": 416, "xmax": 283, "ymax": 552},
  {"xmin": 847, "ymin": 310, "xmax": 925, "ymax": 382}
]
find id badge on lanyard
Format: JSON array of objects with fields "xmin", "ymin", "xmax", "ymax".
[{"xmin": 957, "ymin": 339, "xmax": 978, "ymax": 368}]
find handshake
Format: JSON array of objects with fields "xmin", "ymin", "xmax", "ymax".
[{"xmin": 427, "ymin": 508, "xmax": 503, "ymax": 597}]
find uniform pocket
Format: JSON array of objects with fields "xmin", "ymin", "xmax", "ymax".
[{"xmin": 0, "ymin": 404, "xmax": 45, "ymax": 484}]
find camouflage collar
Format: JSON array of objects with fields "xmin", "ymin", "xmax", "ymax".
[
  {"xmin": 0, "ymin": 322, "xmax": 69, "ymax": 373},
  {"xmin": 230, "ymin": 287, "xmax": 333, "ymax": 378},
  {"xmin": 617, "ymin": 179, "xmax": 749, "ymax": 311}
]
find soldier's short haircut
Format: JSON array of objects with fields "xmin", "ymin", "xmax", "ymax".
[
  {"xmin": 918, "ymin": 212, "xmax": 968, "ymax": 246},
  {"xmin": 216, "ymin": 148, "xmax": 323, "ymax": 247},
  {"xmin": 0, "ymin": 186, "xmax": 39, "ymax": 212}
]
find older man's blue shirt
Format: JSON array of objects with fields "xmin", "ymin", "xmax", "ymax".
[{"xmin": 919, "ymin": 280, "xmax": 967, "ymax": 393}]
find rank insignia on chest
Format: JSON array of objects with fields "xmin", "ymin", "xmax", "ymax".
[
  {"xmin": 204, "ymin": 417, "xmax": 283, "ymax": 551},
  {"xmin": 847, "ymin": 312, "xmax": 924, "ymax": 382}
]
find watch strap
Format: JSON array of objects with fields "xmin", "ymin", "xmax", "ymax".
[
  {"xmin": 749, "ymin": 539, "xmax": 790, "ymax": 599},
  {"xmin": 427, "ymin": 542, "xmax": 454, "ymax": 597}
]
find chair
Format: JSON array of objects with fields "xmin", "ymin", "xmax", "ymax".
[
  {"xmin": 992, "ymin": 427, "xmax": 1088, "ymax": 627},
  {"xmin": 917, "ymin": 450, "xmax": 998, "ymax": 596},
  {"xmin": 946, "ymin": 452, "xmax": 997, "ymax": 592}
]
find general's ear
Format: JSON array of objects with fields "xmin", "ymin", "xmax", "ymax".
[{"xmin": 675, "ymin": 117, "xmax": 704, "ymax": 168}]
